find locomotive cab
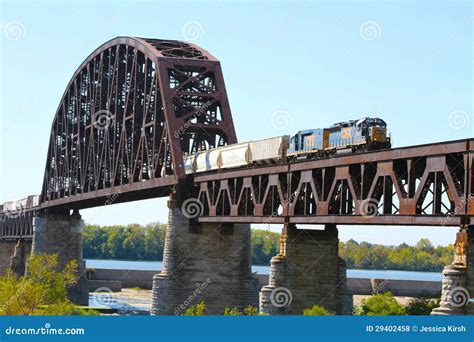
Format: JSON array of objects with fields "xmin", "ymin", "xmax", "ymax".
[{"xmin": 356, "ymin": 117, "xmax": 391, "ymax": 150}]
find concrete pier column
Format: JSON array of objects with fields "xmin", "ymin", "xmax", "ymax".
[
  {"xmin": 260, "ymin": 224, "xmax": 352, "ymax": 315},
  {"xmin": 9, "ymin": 239, "xmax": 32, "ymax": 277},
  {"xmin": 432, "ymin": 225, "xmax": 474, "ymax": 315},
  {"xmin": 151, "ymin": 198, "xmax": 259, "ymax": 315},
  {"xmin": 0, "ymin": 240, "xmax": 16, "ymax": 275},
  {"xmin": 31, "ymin": 209, "xmax": 88, "ymax": 305}
]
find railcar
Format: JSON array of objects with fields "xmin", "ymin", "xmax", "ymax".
[
  {"xmin": 184, "ymin": 136, "xmax": 289, "ymax": 174},
  {"xmin": 287, "ymin": 117, "xmax": 390, "ymax": 160}
]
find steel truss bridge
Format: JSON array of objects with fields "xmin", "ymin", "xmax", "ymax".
[{"xmin": 1, "ymin": 37, "xmax": 473, "ymax": 240}]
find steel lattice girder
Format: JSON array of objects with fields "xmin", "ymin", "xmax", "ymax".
[
  {"xmin": 0, "ymin": 211, "xmax": 35, "ymax": 240},
  {"xmin": 40, "ymin": 37, "xmax": 237, "ymax": 209},
  {"xmin": 194, "ymin": 139, "xmax": 474, "ymax": 226}
]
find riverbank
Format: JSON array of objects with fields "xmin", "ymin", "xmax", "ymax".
[
  {"xmin": 87, "ymin": 268, "xmax": 442, "ymax": 298},
  {"xmin": 90, "ymin": 288, "xmax": 431, "ymax": 316}
]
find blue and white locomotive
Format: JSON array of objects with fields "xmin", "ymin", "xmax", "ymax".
[{"xmin": 287, "ymin": 117, "xmax": 390, "ymax": 159}]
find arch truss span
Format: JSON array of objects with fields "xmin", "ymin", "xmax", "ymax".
[{"xmin": 41, "ymin": 37, "xmax": 237, "ymax": 209}]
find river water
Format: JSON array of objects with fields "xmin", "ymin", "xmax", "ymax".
[{"xmin": 85, "ymin": 259, "xmax": 442, "ymax": 281}]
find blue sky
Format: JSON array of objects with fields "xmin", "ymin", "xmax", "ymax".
[{"xmin": 1, "ymin": 0, "xmax": 472, "ymax": 246}]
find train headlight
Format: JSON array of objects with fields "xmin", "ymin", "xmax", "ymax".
[{"xmin": 371, "ymin": 127, "xmax": 387, "ymax": 142}]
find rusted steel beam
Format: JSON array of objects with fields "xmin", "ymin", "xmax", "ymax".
[
  {"xmin": 290, "ymin": 139, "xmax": 471, "ymax": 171},
  {"xmin": 40, "ymin": 175, "xmax": 177, "ymax": 209},
  {"xmin": 0, "ymin": 197, "xmax": 39, "ymax": 239},
  {"xmin": 197, "ymin": 215, "xmax": 467, "ymax": 226},
  {"xmin": 194, "ymin": 164, "xmax": 290, "ymax": 182}
]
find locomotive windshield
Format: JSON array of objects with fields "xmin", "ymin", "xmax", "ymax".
[
  {"xmin": 356, "ymin": 117, "xmax": 386, "ymax": 128},
  {"xmin": 369, "ymin": 118, "xmax": 386, "ymax": 127}
]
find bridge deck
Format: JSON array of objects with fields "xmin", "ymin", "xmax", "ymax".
[{"xmin": 194, "ymin": 138, "xmax": 474, "ymax": 226}]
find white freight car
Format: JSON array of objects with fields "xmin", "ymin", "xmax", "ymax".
[
  {"xmin": 193, "ymin": 148, "xmax": 221, "ymax": 173},
  {"xmin": 183, "ymin": 136, "xmax": 289, "ymax": 174},
  {"xmin": 2, "ymin": 194, "xmax": 40, "ymax": 211},
  {"xmin": 218, "ymin": 142, "xmax": 251, "ymax": 169},
  {"xmin": 249, "ymin": 136, "xmax": 289, "ymax": 165},
  {"xmin": 183, "ymin": 154, "xmax": 196, "ymax": 175}
]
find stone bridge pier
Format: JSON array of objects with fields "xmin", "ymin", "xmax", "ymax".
[
  {"xmin": 31, "ymin": 209, "xmax": 88, "ymax": 306},
  {"xmin": 0, "ymin": 238, "xmax": 32, "ymax": 277},
  {"xmin": 151, "ymin": 197, "xmax": 259, "ymax": 315},
  {"xmin": 432, "ymin": 225, "xmax": 474, "ymax": 315},
  {"xmin": 10, "ymin": 239, "xmax": 32, "ymax": 276},
  {"xmin": 0, "ymin": 239, "xmax": 17, "ymax": 275},
  {"xmin": 260, "ymin": 224, "xmax": 352, "ymax": 315}
]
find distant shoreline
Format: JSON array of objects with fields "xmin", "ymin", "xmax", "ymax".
[{"xmin": 85, "ymin": 259, "xmax": 443, "ymax": 281}]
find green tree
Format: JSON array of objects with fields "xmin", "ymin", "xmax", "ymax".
[
  {"xmin": 360, "ymin": 292, "xmax": 406, "ymax": 316},
  {"xmin": 251, "ymin": 230, "xmax": 279, "ymax": 265},
  {"xmin": 106, "ymin": 226, "xmax": 127, "ymax": 259},
  {"xmin": 143, "ymin": 223, "xmax": 166, "ymax": 260},
  {"xmin": 416, "ymin": 239, "xmax": 434, "ymax": 253},
  {"xmin": 184, "ymin": 301, "xmax": 206, "ymax": 316},
  {"xmin": 405, "ymin": 297, "xmax": 440, "ymax": 315},
  {"xmin": 83, "ymin": 225, "xmax": 110, "ymax": 259},
  {"xmin": 224, "ymin": 307, "xmax": 242, "ymax": 316},
  {"xmin": 223, "ymin": 305, "xmax": 259, "ymax": 316},
  {"xmin": 0, "ymin": 254, "xmax": 82, "ymax": 315},
  {"xmin": 243, "ymin": 305, "xmax": 259, "ymax": 316},
  {"xmin": 123, "ymin": 225, "xmax": 146, "ymax": 259},
  {"xmin": 303, "ymin": 305, "xmax": 334, "ymax": 316}
]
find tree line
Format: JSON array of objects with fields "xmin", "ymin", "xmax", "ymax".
[{"xmin": 83, "ymin": 223, "xmax": 453, "ymax": 272}]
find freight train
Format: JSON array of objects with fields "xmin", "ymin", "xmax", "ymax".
[{"xmin": 184, "ymin": 117, "xmax": 390, "ymax": 174}]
